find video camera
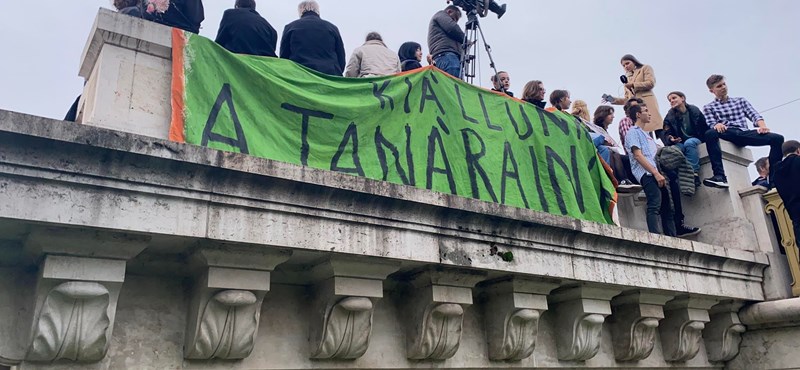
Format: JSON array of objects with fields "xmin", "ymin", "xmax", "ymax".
[{"xmin": 448, "ymin": 0, "xmax": 507, "ymax": 19}]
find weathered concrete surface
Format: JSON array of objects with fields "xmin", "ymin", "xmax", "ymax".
[{"xmin": 0, "ymin": 109, "xmax": 770, "ymax": 369}]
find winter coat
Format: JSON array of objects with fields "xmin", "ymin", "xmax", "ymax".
[
  {"xmin": 144, "ymin": 0, "xmax": 204, "ymax": 34},
  {"xmin": 280, "ymin": 12, "xmax": 346, "ymax": 76},
  {"xmin": 774, "ymin": 154, "xmax": 800, "ymax": 225},
  {"xmin": 612, "ymin": 65, "xmax": 663, "ymax": 132},
  {"xmin": 524, "ymin": 98, "xmax": 546, "ymax": 110},
  {"xmin": 398, "ymin": 42, "xmax": 423, "ymax": 72},
  {"xmin": 427, "ymin": 10, "xmax": 465, "ymax": 58},
  {"xmin": 345, "ymin": 40, "xmax": 401, "ymax": 78},
  {"xmin": 662, "ymin": 104, "xmax": 708, "ymax": 145},
  {"xmin": 656, "ymin": 146, "xmax": 695, "ymax": 197},
  {"xmin": 215, "ymin": 8, "xmax": 277, "ymax": 57}
]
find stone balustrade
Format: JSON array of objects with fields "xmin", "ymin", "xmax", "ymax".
[{"xmin": 0, "ymin": 8, "xmax": 798, "ymax": 370}]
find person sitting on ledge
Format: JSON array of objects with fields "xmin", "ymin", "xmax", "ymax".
[
  {"xmin": 143, "ymin": 0, "xmax": 205, "ymax": 34},
  {"xmin": 774, "ymin": 140, "xmax": 800, "ymax": 240},
  {"xmin": 215, "ymin": 0, "xmax": 278, "ymax": 57},
  {"xmin": 280, "ymin": 1, "xmax": 346, "ymax": 76},
  {"xmin": 625, "ymin": 104, "xmax": 700, "ymax": 237},
  {"xmin": 752, "ymin": 157, "xmax": 770, "ymax": 188},
  {"xmin": 521, "ymin": 80, "xmax": 546, "ymax": 109},
  {"xmin": 114, "ymin": 0, "xmax": 142, "ymax": 17},
  {"xmin": 663, "ymin": 91, "xmax": 711, "ymax": 187},
  {"xmin": 702, "ymin": 74, "xmax": 784, "ymax": 189}
]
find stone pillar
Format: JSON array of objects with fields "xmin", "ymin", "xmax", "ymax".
[
  {"xmin": 479, "ymin": 278, "xmax": 559, "ymax": 361},
  {"xmin": 183, "ymin": 244, "xmax": 291, "ymax": 360},
  {"xmin": 17, "ymin": 228, "xmax": 148, "ymax": 364},
  {"xmin": 607, "ymin": 291, "xmax": 673, "ymax": 362},
  {"xmin": 307, "ymin": 257, "xmax": 401, "ymax": 360},
  {"xmin": 548, "ymin": 285, "xmax": 622, "ymax": 361},
  {"xmin": 618, "ymin": 141, "xmax": 759, "ymax": 251},
  {"xmin": 702, "ymin": 301, "xmax": 745, "ymax": 362},
  {"xmin": 400, "ymin": 268, "xmax": 486, "ymax": 361},
  {"xmin": 77, "ymin": 9, "xmax": 173, "ymax": 139},
  {"xmin": 658, "ymin": 296, "xmax": 717, "ymax": 362}
]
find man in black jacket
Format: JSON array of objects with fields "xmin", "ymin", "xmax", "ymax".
[
  {"xmin": 774, "ymin": 140, "xmax": 800, "ymax": 239},
  {"xmin": 145, "ymin": 0, "xmax": 204, "ymax": 34},
  {"xmin": 215, "ymin": 0, "xmax": 277, "ymax": 57},
  {"xmin": 280, "ymin": 1, "xmax": 346, "ymax": 76},
  {"xmin": 663, "ymin": 91, "xmax": 715, "ymax": 187}
]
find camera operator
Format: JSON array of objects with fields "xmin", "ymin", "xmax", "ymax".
[{"xmin": 428, "ymin": 5, "xmax": 465, "ymax": 78}]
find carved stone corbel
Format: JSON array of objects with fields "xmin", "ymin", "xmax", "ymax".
[
  {"xmin": 308, "ymin": 257, "xmax": 401, "ymax": 360},
  {"xmin": 659, "ymin": 296, "xmax": 718, "ymax": 362},
  {"xmin": 20, "ymin": 229, "xmax": 149, "ymax": 364},
  {"xmin": 402, "ymin": 268, "xmax": 486, "ymax": 361},
  {"xmin": 184, "ymin": 245, "xmax": 291, "ymax": 360},
  {"xmin": 548, "ymin": 285, "xmax": 622, "ymax": 361},
  {"xmin": 479, "ymin": 278, "xmax": 559, "ymax": 361},
  {"xmin": 703, "ymin": 301, "xmax": 746, "ymax": 362},
  {"xmin": 608, "ymin": 291, "xmax": 673, "ymax": 362}
]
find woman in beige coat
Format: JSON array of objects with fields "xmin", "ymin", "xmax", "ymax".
[{"xmin": 609, "ymin": 54, "xmax": 663, "ymax": 132}]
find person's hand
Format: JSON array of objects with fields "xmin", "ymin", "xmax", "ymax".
[
  {"xmin": 654, "ymin": 172, "xmax": 667, "ymax": 188},
  {"xmin": 669, "ymin": 136, "xmax": 682, "ymax": 143},
  {"xmin": 757, "ymin": 126, "xmax": 771, "ymax": 134},
  {"xmin": 714, "ymin": 123, "xmax": 727, "ymax": 133},
  {"xmin": 426, "ymin": 54, "xmax": 434, "ymax": 66},
  {"xmin": 625, "ymin": 82, "xmax": 635, "ymax": 90}
]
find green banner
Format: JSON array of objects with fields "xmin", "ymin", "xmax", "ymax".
[{"xmin": 171, "ymin": 31, "xmax": 615, "ymax": 224}]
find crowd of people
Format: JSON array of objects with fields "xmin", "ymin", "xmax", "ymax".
[{"xmin": 106, "ymin": 0, "xmax": 798, "ymax": 239}]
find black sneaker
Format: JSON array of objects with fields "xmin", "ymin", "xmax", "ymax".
[
  {"xmin": 617, "ymin": 180, "xmax": 643, "ymax": 194},
  {"xmin": 703, "ymin": 175, "xmax": 729, "ymax": 189},
  {"xmin": 676, "ymin": 224, "xmax": 701, "ymax": 238}
]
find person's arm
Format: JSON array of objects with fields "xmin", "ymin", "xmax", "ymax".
[
  {"xmin": 279, "ymin": 28, "xmax": 291, "ymax": 59},
  {"xmin": 344, "ymin": 50, "xmax": 361, "ymax": 78},
  {"xmin": 268, "ymin": 24, "xmax": 278, "ymax": 57},
  {"xmin": 214, "ymin": 12, "xmax": 229, "ymax": 45},
  {"xmin": 334, "ymin": 28, "xmax": 346, "ymax": 75},
  {"xmin": 633, "ymin": 65, "xmax": 656, "ymax": 92},
  {"xmin": 741, "ymin": 98, "xmax": 769, "ymax": 133},
  {"xmin": 703, "ymin": 104, "xmax": 727, "ymax": 133},
  {"xmin": 631, "ymin": 147, "xmax": 666, "ymax": 187}
]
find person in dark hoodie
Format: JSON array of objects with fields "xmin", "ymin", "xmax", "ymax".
[
  {"xmin": 215, "ymin": 0, "xmax": 277, "ymax": 57},
  {"xmin": 398, "ymin": 42, "xmax": 423, "ymax": 72},
  {"xmin": 774, "ymin": 140, "xmax": 800, "ymax": 238},
  {"xmin": 144, "ymin": 0, "xmax": 205, "ymax": 34},
  {"xmin": 662, "ymin": 91, "xmax": 712, "ymax": 187},
  {"xmin": 280, "ymin": 1, "xmax": 346, "ymax": 76},
  {"xmin": 115, "ymin": 0, "xmax": 143, "ymax": 17}
]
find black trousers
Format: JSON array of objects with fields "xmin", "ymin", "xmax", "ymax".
[
  {"xmin": 641, "ymin": 174, "xmax": 676, "ymax": 236},
  {"xmin": 705, "ymin": 128, "xmax": 784, "ymax": 181}
]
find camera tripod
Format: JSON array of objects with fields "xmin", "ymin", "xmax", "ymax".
[{"xmin": 459, "ymin": 10, "xmax": 501, "ymax": 88}]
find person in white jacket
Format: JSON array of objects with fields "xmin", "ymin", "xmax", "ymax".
[{"xmin": 345, "ymin": 32, "xmax": 401, "ymax": 78}]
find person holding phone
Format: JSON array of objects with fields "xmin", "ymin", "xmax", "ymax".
[{"xmin": 603, "ymin": 54, "xmax": 664, "ymax": 134}]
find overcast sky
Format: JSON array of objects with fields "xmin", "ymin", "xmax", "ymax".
[{"xmin": 1, "ymin": 0, "xmax": 797, "ymax": 177}]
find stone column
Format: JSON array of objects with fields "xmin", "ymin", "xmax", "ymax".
[
  {"xmin": 19, "ymin": 228, "xmax": 148, "ymax": 364},
  {"xmin": 307, "ymin": 257, "xmax": 401, "ymax": 360},
  {"xmin": 658, "ymin": 296, "xmax": 718, "ymax": 362},
  {"xmin": 78, "ymin": 9, "xmax": 173, "ymax": 139},
  {"xmin": 607, "ymin": 291, "xmax": 673, "ymax": 362},
  {"xmin": 548, "ymin": 285, "xmax": 622, "ymax": 361}
]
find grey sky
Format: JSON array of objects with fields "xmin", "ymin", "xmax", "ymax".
[{"xmin": 1, "ymin": 0, "xmax": 797, "ymax": 177}]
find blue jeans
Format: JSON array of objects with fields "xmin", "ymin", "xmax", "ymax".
[
  {"xmin": 434, "ymin": 52, "xmax": 462, "ymax": 79},
  {"xmin": 591, "ymin": 134, "xmax": 611, "ymax": 164},
  {"xmin": 675, "ymin": 138, "xmax": 701, "ymax": 173}
]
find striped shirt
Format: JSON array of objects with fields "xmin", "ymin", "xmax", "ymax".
[
  {"xmin": 624, "ymin": 126, "xmax": 658, "ymax": 182},
  {"xmin": 703, "ymin": 97, "xmax": 763, "ymax": 130},
  {"xmin": 618, "ymin": 117, "xmax": 634, "ymax": 150}
]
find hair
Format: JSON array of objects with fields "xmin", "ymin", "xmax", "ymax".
[
  {"xmin": 113, "ymin": 0, "xmax": 139, "ymax": 10},
  {"xmin": 571, "ymin": 100, "xmax": 590, "ymax": 122},
  {"xmin": 623, "ymin": 97, "xmax": 644, "ymax": 115},
  {"xmin": 235, "ymin": 0, "xmax": 256, "ymax": 9},
  {"xmin": 521, "ymin": 80, "xmax": 544, "ymax": 101},
  {"xmin": 298, "ymin": 0, "xmax": 320, "ymax": 16},
  {"xmin": 490, "ymin": 71, "xmax": 509, "ymax": 83},
  {"xmin": 445, "ymin": 5, "xmax": 462, "ymax": 16},
  {"xmin": 593, "ymin": 106, "xmax": 615, "ymax": 128},
  {"xmin": 365, "ymin": 32, "xmax": 382, "ymax": 42},
  {"xmin": 627, "ymin": 104, "xmax": 647, "ymax": 121},
  {"xmin": 783, "ymin": 140, "xmax": 800, "ymax": 157},
  {"xmin": 707, "ymin": 74, "xmax": 725, "ymax": 89},
  {"xmin": 668, "ymin": 91, "xmax": 686, "ymax": 100},
  {"xmin": 754, "ymin": 157, "xmax": 769, "ymax": 173},
  {"xmin": 549, "ymin": 90, "xmax": 569, "ymax": 108},
  {"xmin": 620, "ymin": 54, "xmax": 644, "ymax": 68},
  {"xmin": 398, "ymin": 41, "xmax": 421, "ymax": 61}
]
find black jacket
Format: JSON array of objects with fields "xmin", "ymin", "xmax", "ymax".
[
  {"xmin": 280, "ymin": 12, "xmax": 346, "ymax": 76},
  {"xmin": 120, "ymin": 6, "xmax": 142, "ymax": 17},
  {"xmin": 145, "ymin": 0, "xmax": 204, "ymax": 34},
  {"xmin": 662, "ymin": 104, "xmax": 708, "ymax": 145},
  {"xmin": 398, "ymin": 42, "xmax": 422, "ymax": 72},
  {"xmin": 215, "ymin": 8, "xmax": 277, "ymax": 57},
  {"xmin": 774, "ymin": 154, "xmax": 800, "ymax": 225},
  {"xmin": 524, "ymin": 98, "xmax": 546, "ymax": 109}
]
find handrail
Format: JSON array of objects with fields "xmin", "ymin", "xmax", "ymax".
[{"xmin": 764, "ymin": 189, "xmax": 800, "ymax": 297}]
